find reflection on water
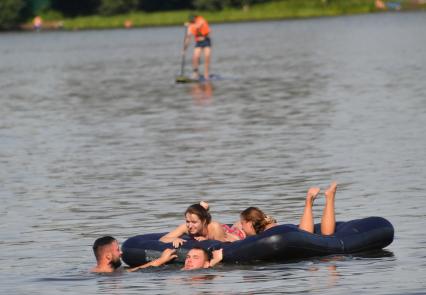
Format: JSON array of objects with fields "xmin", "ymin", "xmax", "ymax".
[
  {"xmin": 1, "ymin": 12, "xmax": 426, "ymax": 295},
  {"xmin": 306, "ymin": 256, "xmax": 345, "ymax": 288},
  {"xmin": 189, "ymin": 82, "xmax": 214, "ymax": 105}
]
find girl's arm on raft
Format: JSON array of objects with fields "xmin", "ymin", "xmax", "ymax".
[{"xmin": 159, "ymin": 223, "xmax": 188, "ymax": 247}]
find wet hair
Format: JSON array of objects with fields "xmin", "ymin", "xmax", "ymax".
[
  {"xmin": 185, "ymin": 203, "xmax": 212, "ymax": 225},
  {"xmin": 93, "ymin": 236, "xmax": 116, "ymax": 261},
  {"xmin": 240, "ymin": 207, "xmax": 276, "ymax": 234},
  {"xmin": 189, "ymin": 246, "xmax": 211, "ymax": 261}
]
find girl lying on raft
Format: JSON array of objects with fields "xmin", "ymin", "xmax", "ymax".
[
  {"xmin": 235, "ymin": 182, "xmax": 337, "ymax": 238},
  {"xmin": 159, "ymin": 182, "xmax": 337, "ymax": 246},
  {"xmin": 159, "ymin": 202, "xmax": 240, "ymax": 248}
]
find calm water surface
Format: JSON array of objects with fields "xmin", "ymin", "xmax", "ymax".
[{"xmin": 1, "ymin": 12, "xmax": 426, "ymax": 295}]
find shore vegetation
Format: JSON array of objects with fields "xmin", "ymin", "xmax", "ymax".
[{"xmin": 1, "ymin": 0, "xmax": 425, "ymax": 31}]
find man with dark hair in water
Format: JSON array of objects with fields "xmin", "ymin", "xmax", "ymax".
[
  {"xmin": 91, "ymin": 236, "xmax": 223, "ymax": 273},
  {"xmin": 90, "ymin": 236, "xmax": 177, "ymax": 273},
  {"xmin": 182, "ymin": 247, "xmax": 222, "ymax": 270}
]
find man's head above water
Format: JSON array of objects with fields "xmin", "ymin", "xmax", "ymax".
[
  {"xmin": 91, "ymin": 236, "xmax": 122, "ymax": 272},
  {"xmin": 182, "ymin": 247, "xmax": 211, "ymax": 270},
  {"xmin": 91, "ymin": 236, "xmax": 223, "ymax": 273}
]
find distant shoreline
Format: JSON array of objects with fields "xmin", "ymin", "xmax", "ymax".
[{"xmin": 17, "ymin": 1, "xmax": 426, "ymax": 32}]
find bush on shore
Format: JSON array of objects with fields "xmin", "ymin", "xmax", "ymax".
[{"xmin": 0, "ymin": 0, "xmax": 25, "ymax": 30}]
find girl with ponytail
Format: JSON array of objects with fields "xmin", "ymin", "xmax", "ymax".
[
  {"xmin": 238, "ymin": 182, "xmax": 337, "ymax": 237},
  {"xmin": 160, "ymin": 202, "xmax": 231, "ymax": 247}
]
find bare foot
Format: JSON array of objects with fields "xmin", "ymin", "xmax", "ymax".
[
  {"xmin": 200, "ymin": 201, "xmax": 209, "ymax": 211},
  {"xmin": 325, "ymin": 182, "xmax": 337, "ymax": 201},
  {"xmin": 191, "ymin": 71, "xmax": 199, "ymax": 80},
  {"xmin": 306, "ymin": 187, "xmax": 320, "ymax": 206}
]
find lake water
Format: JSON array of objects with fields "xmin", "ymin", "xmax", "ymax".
[{"xmin": 1, "ymin": 11, "xmax": 426, "ymax": 295}]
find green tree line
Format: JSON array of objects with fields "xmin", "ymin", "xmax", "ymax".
[
  {"xmin": 0, "ymin": 0, "xmax": 420, "ymax": 30},
  {"xmin": 50, "ymin": 0, "xmax": 268, "ymax": 16},
  {"xmin": 0, "ymin": 0, "xmax": 272, "ymax": 29},
  {"xmin": 1, "ymin": 0, "xmax": 25, "ymax": 29}
]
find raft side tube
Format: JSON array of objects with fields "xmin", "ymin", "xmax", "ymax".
[
  {"xmin": 121, "ymin": 233, "xmax": 222, "ymax": 266},
  {"xmin": 121, "ymin": 217, "xmax": 394, "ymax": 266},
  {"xmin": 335, "ymin": 217, "xmax": 394, "ymax": 252}
]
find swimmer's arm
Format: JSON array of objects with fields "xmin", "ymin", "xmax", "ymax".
[
  {"xmin": 209, "ymin": 249, "xmax": 223, "ymax": 268},
  {"xmin": 159, "ymin": 223, "xmax": 187, "ymax": 243},
  {"xmin": 183, "ymin": 26, "xmax": 193, "ymax": 51},
  {"xmin": 127, "ymin": 249, "xmax": 177, "ymax": 272}
]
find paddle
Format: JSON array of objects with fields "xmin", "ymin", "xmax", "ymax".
[{"xmin": 175, "ymin": 25, "xmax": 190, "ymax": 83}]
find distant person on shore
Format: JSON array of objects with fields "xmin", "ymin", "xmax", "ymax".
[
  {"xmin": 33, "ymin": 16, "xmax": 43, "ymax": 31},
  {"xmin": 375, "ymin": 0, "xmax": 386, "ymax": 9},
  {"xmin": 124, "ymin": 19, "xmax": 133, "ymax": 29},
  {"xmin": 184, "ymin": 14, "xmax": 212, "ymax": 81},
  {"xmin": 91, "ymin": 236, "xmax": 223, "ymax": 273}
]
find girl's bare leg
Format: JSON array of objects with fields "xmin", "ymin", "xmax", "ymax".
[
  {"xmin": 203, "ymin": 47, "xmax": 211, "ymax": 80},
  {"xmin": 192, "ymin": 47, "xmax": 202, "ymax": 79},
  {"xmin": 299, "ymin": 187, "xmax": 320, "ymax": 233},
  {"xmin": 321, "ymin": 182, "xmax": 337, "ymax": 235}
]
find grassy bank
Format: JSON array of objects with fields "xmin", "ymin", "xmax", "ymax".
[{"xmin": 28, "ymin": 0, "xmax": 424, "ymax": 30}]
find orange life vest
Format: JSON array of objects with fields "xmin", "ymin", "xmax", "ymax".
[{"xmin": 188, "ymin": 16, "xmax": 210, "ymax": 42}]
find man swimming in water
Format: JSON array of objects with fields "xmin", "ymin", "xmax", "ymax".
[
  {"xmin": 90, "ymin": 236, "xmax": 177, "ymax": 273},
  {"xmin": 91, "ymin": 236, "xmax": 222, "ymax": 273},
  {"xmin": 184, "ymin": 14, "xmax": 212, "ymax": 80},
  {"xmin": 182, "ymin": 247, "xmax": 223, "ymax": 270}
]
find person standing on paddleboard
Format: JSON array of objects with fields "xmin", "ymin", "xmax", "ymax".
[{"xmin": 184, "ymin": 14, "xmax": 212, "ymax": 81}]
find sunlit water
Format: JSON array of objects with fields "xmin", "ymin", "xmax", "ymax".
[{"xmin": 1, "ymin": 12, "xmax": 425, "ymax": 294}]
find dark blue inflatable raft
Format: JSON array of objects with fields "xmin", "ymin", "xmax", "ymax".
[{"xmin": 122, "ymin": 216, "xmax": 394, "ymax": 267}]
